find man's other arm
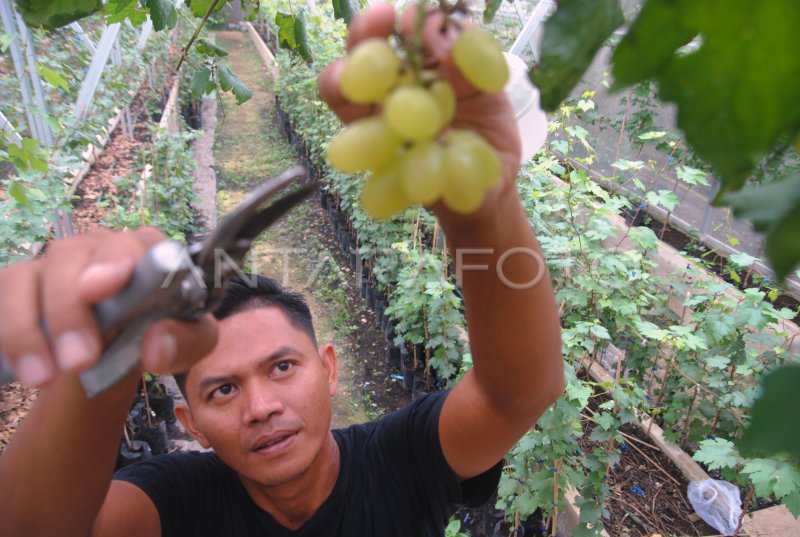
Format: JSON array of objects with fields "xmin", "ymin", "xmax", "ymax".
[{"xmin": 0, "ymin": 229, "xmax": 216, "ymax": 536}]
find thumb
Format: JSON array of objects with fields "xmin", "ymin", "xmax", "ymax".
[{"xmin": 140, "ymin": 314, "xmax": 218, "ymax": 374}]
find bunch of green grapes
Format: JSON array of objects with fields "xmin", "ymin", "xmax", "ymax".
[{"xmin": 325, "ymin": 21, "xmax": 508, "ymax": 219}]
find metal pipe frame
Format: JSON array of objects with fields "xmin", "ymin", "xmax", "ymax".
[{"xmin": 74, "ymin": 22, "xmax": 122, "ymax": 121}]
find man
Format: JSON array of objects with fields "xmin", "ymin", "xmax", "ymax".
[{"xmin": 0, "ymin": 4, "xmax": 563, "ymax": 536}]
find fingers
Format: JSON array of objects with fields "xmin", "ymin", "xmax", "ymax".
[
  {"xmin": 0, "ymin": 228, "xmax": 170, "ymax": 388},
  {"xmin": 345, "ymin": 3, "xmax": 396, "ymax": 51},
  {"xmin": 0, "ymin": 261, "xmax": 54, "ymax": 386},
  {"xmin": 78, "ymin": 227, "xmax": 164, "ymax": 303},
  {"xmin": 140, "ymin": 314, "xmax": 218, "ymax": 374},
  {"xmin": 398, "ymin": 6, "xmax": 476, "ymax": 98},
  {"xmin": 318, "ymin": 59, "xmax": 376, "ymax": 124}
]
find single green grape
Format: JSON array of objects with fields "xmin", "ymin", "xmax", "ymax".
[
  {"xmin": 444, "ymin": 130, "xmax": 502, "ymax": 188},
  {"xmin": 442, "ymin": 143, "xmax": 486, "ymax": 214},
  {"xmin": 400, "ymin": 142, "xmax": 447, "ymax": 204},
  {"xmin": 340, "ymin": 38, "xmax": 401, "ymax": 104},
  {"xmin": 361, "ymin": 164, "xmax": 410, "ymax": 219},
  {"xmin": 383, "ymin": 86, "xmax": 442, "ymax": 142},
  {"xmin": 326, "ymin": 117, "xmax": 400, "ymax": 173},
  {"xmin": 429, "ymin": 80, "xmax": 456, "ymax": 130},
  {"xmin": 452, "ymin": 27, "xmax": 508, "ymax": 93}
]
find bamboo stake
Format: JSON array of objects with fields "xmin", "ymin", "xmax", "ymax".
[{"xmin": 551, "ymin": 459, "xmax": 561, "ymax": 536}]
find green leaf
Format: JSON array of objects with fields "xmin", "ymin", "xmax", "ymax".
[
  {"xmin": 704, "ymin": 355, "xmax": 730, "ymax": 369},
  {"xmin": 190, "ymin": 67, "xmax": 215, "ymax": 99},
  {"xmin": 293, "ymin": 14, "xmax": 313, "ymax": 63},
  {"xmin": 693, "ymin": 438, "xmax": 741, "ymax": 470},
  {"xmin": 105, "ymin": 0, "xmax": 148, "ymax": 26},
  {"xmin": 784, "ymin": 491, "xmax": 800, "ymax": 518},
  {"xmin": 645, "ymin": 189, "xmax": 680, "ymax": 212},
  {"xmin": 14, "ymin": 0, "xmax": 102, "ymax": 28},
  {"xmin": 738, "ymin": 366, "xmax": 800, "ymax": 459},
  {"xmin": 613, "ymin": 0, "xmax": 800, "ymax": 195},
  {"xmin": 612, "ymin": 0, "xmax": 697, "ymax": 88},
  {"xmin": 729, "ymin": 252, "xmax": 757, "ymax": 268},
  {"xmin": 0, "ymin": 32, "xmax": 12, "ymax": 53},
  {"xmin": 7, "ymin": 137, "xmax": 48, "ymax": 173},
  {"xmin": 331, "ymin": 0, "xmax": 358, "ymax": 25},
  {"xmin": 8, "ymin": 181, "xmax": 30, "ymax": 206},
  {"xmin": 145, "ymin": 0, "xmax": 177, "ymax": 31},
  {"xmin": 216, "ymin": 64, "xmax": 253, "ymax": 104},
  {"xmin": 37, "ymin": 64, "xmax": 69, "ymax": 93},
  {"xmin": 196, "ymin": 39, "xmax": 228, "ymax": 57},
  {"xmin": 637, "ymin": 130, "xmax": 667, "ymax": 140},
  {"xmin": 529, "ymin": 0, "xmax": 624, "ymax": 111},
  {"xmin": 611, "ymin": 159, "xmax": 644, "ymax": 171},
  {"xmin": 483, "ymin": 0, "xmax": 502, "ymax": 24},
  {"xmin": 724, "ymin": 173, "xmax": 800, "ymax": 279},
  {"xmin": 275, "ymin": 12, "xmax": 297, "ymax": 50},
  {"xmin": 676, "ymin": 165, "xmax": 708, "ymax": 186},
  {"xmin": 189, "ymin": 0, "xmax": 227, "ymax": 18}
]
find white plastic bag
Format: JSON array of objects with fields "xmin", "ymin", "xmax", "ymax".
[{"xmin": 687, "ymin": 479, "xmax": 742, "ymax": 536}]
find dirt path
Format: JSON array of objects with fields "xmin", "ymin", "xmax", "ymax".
[{"xmin": 212, "ymin": 31, "xmax": 408, "ymax": 428}]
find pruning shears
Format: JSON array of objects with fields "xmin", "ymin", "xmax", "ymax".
[{"xmin": 0, "ymin": 166, "xmax": 316, "ymax": 397}]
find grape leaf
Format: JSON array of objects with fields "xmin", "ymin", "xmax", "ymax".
[
  {"xmin": 612, "ymin": 0, "xmax": 800, "ymax": 197},
  {"xmin": 105, "ymin": 0, "xmax": 148, "ymax": 26},
  {"xmin": 729, "ymin": 252, "xmax": 757, "ymax": 268},
  {"xmin": 483, "ymin": 0, "xmax": 503, "ymax": 24},
  {"xmin": 145, "ymin": 0, "xmax": 177, "ymax": 31},
  {"xmin": 724, "ymin": 173, "xmax": 800, "ymax": 278},
  {"xmin": 8, "ymin": 181, "xmax": 30, "ymax": 206},
  {"xmin": 216, "ymin": 64, "xmax": 252, "ymax": 104},
  {"xmin": 529, "ymin": 0, "xmax": 624, "ymax": 111},
  {"xmin": 676, "ymin": 165, "xmax": 708, "ymax": 186},
  {"xmin": 645, "ymin": 189, "xmax": 680, "ymax": 212},
  {"xmin": 784, "ymin": 491, "xmax": 800, "ymax": 518},
  {"xmin": 7, "ymin": 137, "xmax": 48, "ymax": 173},
  {"xmin": 14, "ymin": 0, "xmax": 101, "ymax": 28},
  {"xmin": 189, "ymin": 0, "xmax": 228, "ymax": 18},
  {"xmin": 331, "ymin": 0, "xmax": 358, "ymax": 25},
  {"xmin": 190, "ymin": 67, "xmax": 215, "ymax": 99},
  {"xmin": 693, "ymin": 438, "xmax": 740, "ymax": 470},
  {"xmin": 738, "ymin": 366, "xmax": 800, "ymax": 460},
  {"xmin": 293, "ymin": 14, "xmax": 313, "ymax": 63},
  {"xmin": 275, "ymin": 12, "xmax": 297, "ymax": 50},
  {"xmin": 196, "ymin": 39, "xmax": 228, "ymax": 57},
  {"xmin": 37, "ymin": 65, "xmax": 69, "ymax": 93}
]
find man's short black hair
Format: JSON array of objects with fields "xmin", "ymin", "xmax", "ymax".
[{"xmin": 173, "ymin": 274, "xmax": 316, "ymax": 400}]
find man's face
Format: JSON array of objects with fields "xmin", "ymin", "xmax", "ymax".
[{"xmin": 177, "ymin": 306, "xmax": 338, "ymax": 488}]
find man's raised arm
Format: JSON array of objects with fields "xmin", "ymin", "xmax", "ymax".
[{"xmin": 318, "ymin": 4, "xmax": 563, "ymax": 481}]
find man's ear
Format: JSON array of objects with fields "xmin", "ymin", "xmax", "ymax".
[
  {"xmin": 318, "ymin": 343, "xmax": 338, "ymax": 396},
  {"xmin": 174, "ymin": 404, "xmax": 212, "ymax": 449}
]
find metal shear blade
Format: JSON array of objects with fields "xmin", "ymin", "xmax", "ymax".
[{"xmin": 79, "ymin": 165, "xmax": 317, "ymax": 397}]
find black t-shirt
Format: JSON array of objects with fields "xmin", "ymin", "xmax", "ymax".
[{"xmin": 114, "ymin": 390, "xmax": 502, "ymax": 536}]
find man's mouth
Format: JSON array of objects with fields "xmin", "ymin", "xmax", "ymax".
[{"xmin": 252, "ymin": 432, "xmax": 297, "ymax": 454}]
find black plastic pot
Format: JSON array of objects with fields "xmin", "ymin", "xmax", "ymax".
[
  {"xmin": 386, "ymin": 336, "xmax": 401, "ymax": 370},
  {"xmin": 148, "ymin": 390, "xmax": 175, "ymax": 425},
  {"xmin": 400, "ymin": 347, "xmax": 414, "ymax": 392},
  {"xmin": 117, "ymin": 440, "xmax": 152, "ymax": 469},
  {"xmin": 365, "ymin": 285, "xmax": 375, "ymax": 310},
  {"xmin": 374, "ymin": 299, "xmax": 385, "ymax": 327},
  {"xmin": 133, "ymin": 421, "xmax": 170, "ymax": 456},
  {"xmin": 348, "ymin": 245, "xmax": 358, "ymax": 271}
]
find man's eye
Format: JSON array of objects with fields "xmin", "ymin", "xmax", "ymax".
[
  {"xmin": 274, "ymin": 361, "xmax": 293, "ymax": 374},
  {"xmin": 211, "ymin": 384, "xmax": 235, "ymax": 399}
]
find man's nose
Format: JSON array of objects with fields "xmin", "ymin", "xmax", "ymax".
[{"xmin": 242, "ymin": 383, "xmax": 284, "ymax": 424}]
